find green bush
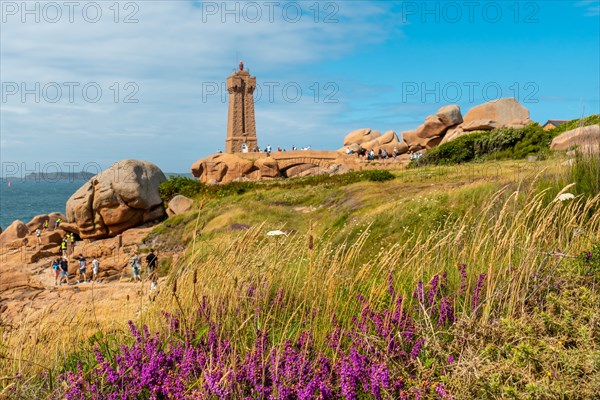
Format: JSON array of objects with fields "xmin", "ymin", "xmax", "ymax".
[
  {"xmin": 474, "ymin": 126, "xmax": 526, "ymax": 155},
  {"xmin": 410, "ymin": 131, "xmax": 486, "ymax": 167},
  {"xmin": 550, "ymin": 114, "xmax": 599, "ymax": 136},
  {"xmin": 480, "ymin": 123, "xmax": 553, "ymax": 159},
  {"xmin": 360, "ymin": 169, "xmax": 395, "ymax": 182},
  {"xmin": 569, "ymin": 151, "xmax": 600, "ymax": 197},
  {"xmin": 159, "ymin": 176, "xmax": 204, "ymax": 203},
  {"xmin": 410, "ymin": 115, "xmax": 599, "ymax": 169},
  {"xmin": 411, "ymin": 123, "xmax": 555, "ymax": 167}
]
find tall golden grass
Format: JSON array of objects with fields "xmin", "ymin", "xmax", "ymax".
[
  {"xmin": 149, "ymin": 179, "xmax": 599, "ymax": 352},
  {"xmin": 1, "ymin": 171, "xmax": 598, "ymax": 397}
]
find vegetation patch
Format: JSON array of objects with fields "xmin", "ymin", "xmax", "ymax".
[{"xmin": 410, "ymin": 115, "xmax": 599, "ymax": 168}]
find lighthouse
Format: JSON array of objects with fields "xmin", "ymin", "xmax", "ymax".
[{"xmin": 225, "ymin": 61, "xmax": 258, "ymax": 153}]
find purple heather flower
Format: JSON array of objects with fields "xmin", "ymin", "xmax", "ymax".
[
  {"xmin": 427, "ymin": 275, "xmax": 440, "ymax": 307},
  {"xmin": 440, "ymin": 271, "xmax": 448, "ymax": 289},
  {"xmin": 410, "ymin": 338, "xmax": 425, "ymax": 360},
  {"xmin": 64, "ymin": 290, "xmax": 463, "ymax": 399},
  {"xmin": 435, "ymin": 382, "xmax": 449, "ymax": 399},
  {"xmin": 387, "ymin": 270, "xmax": 395, "ymax": 298},
  {"xmin": 437, "ymin": 297, "xmax": 454, "ymax": 327},
  {"xmin": 413, "ymin": 281, "xmax": 425, "ymax": 304},
  {"xmin": 471, "ymin": 273, "xmax": 487, "ymax": 311},
  {"xmin": 458, "ymin": 264, "xmax": 467, "ymax": 294},
  {"xmin": 585, "ymin": 252, "xmax": 593, "ymax": 263}
]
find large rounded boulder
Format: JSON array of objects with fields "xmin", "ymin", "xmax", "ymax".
[
  {"xmin": 191, "ymin": 153, "xmax": 256, "ymax": 184},
  {"xmin": 167, "ymin": 195, "xmax": 194, "ymax": 217},
  {"xmin": 0, "ymin": 220, "xmax": 29, "ymax": 243},
  {"xmin": 463, "ymin": 98, "xmax": 530, "ymax": 127},
  {"xmin": 343, "ymin": 128, "xmax": 381, "ymax": 146},
  {"xmin": 550, "ymin": 125, "xmax": 600, "ymax": 152},
  {"xmin": 63, "ymin": 160, "xmax": 167, "ymax": 239}
]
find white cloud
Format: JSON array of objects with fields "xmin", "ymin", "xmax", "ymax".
[
  {"xmin": 1, "ymin": 0, "xmax": 398, "ymax": 171},
  {"xmin": 0, "ymin": 106, "xmax": 30, "ymax": 115},
  {"xmin": 575, "ymin": 0, "xmax": 600, "ymax": 16}
]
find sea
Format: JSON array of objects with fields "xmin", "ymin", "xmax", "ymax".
[{"xmin": 0, "ymin": 178, "xmax": 86, "ymax": 229}]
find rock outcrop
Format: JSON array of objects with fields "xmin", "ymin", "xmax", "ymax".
[
  {"xmin": 550, "ymin": 125, "xmax": 600, "ymax": 152},
  {"xmin": 254, "ymin": 157, "xmax": 281, "ymax": 179},
  {"xmin": 192, "ymin": 151, "xmax": 351, "ymax": 183},
  {"xmin": 40, "ymin": 231, "xmax": 65, "ymax": 245},
  {"xmin": 344, "ymin": 128, "xmax": 381, "ymax": 146},
  {"xmin": 63, "ymin": 160, "xmax": 167, "ymax": 240},
  {"xmin": 415, "ymin": 105, "xmax": 463, "ymax": 140},
  {"xmin": 26, "ymin": 212, "xmax": 65, "ymax": 231},
  {"xmin": 0, "ymin": 220, "xmax": 29, "ymax": 243},
  {"xmin": 461, "ymin": 119, "xmax": 498, "ymax": 132},
  {"xmin": 167, "ymin": 195, "xmax": 194, "ymax": 217},
  {"xmin": 441, "ymin": 127, "xmax": 468, "ymax": 144},
  {"xmin": 191, "ymin": 153, "xmax": 256, "ymax": 184},
  {"xmin": 401, "ymin": 105, "xmax": 463, "ymax": 150},
  {"xmin": 440, "ymin": 98, "xmax": 531, "ymax": 144},
  {"xmin": 437, "ymin": 104, "xmax": 464, "ymax": 127},
  {"xmin": 463, "ymin": 98, "xmax": 531, "ymax": 128},
  {"xmin": 341, "ymin": 129, "xmax": 409, "ymax": 156},
  {"xmin": 360, "ymin": 130, "xmax": 408, "ymax": 154}
]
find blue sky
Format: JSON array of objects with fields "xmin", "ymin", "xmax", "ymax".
[{"xmin": 1, "ymin": 0, "xmax": 599, "ymax": 173}]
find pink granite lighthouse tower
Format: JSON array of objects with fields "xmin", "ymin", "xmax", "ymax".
[{"xmin": 225, "ymin": 61, "xmax": 258, "ymax": 153}]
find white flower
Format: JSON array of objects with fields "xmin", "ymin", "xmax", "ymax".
[
  {"xmin": 267, "ymin": 230, "xmax": 288, "ymax": 237},
  {"xmin": 556, "ymin": 193, "xmax": 575, "ymax": 202}
]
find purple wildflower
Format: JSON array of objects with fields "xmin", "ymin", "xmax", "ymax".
[
  {"xmin": 387, "ymin": 270, "xmax": 395, "ymax": 298},
  {"xmin": 437, "ymin": 297, "xmax": 454, "ymax": 327},
  {"xmin": 413, "ymin": 281, "xmax": 425, "ymax": 304},
  {"xmin": 435, "ymin": 382, "xmax": 449, "ymax": 399},
  {"xmin": 410, "ymin": 338, "xmax": 425, "ymax": 360},
  {"xmin": 458, "ymin": 264, "xmax": 467, "ymax": 294},
  {"xmin": 471, "ymin": 273, "xmax": 487, "ymax": 311},
  {"xmin": 427, "ymin": 275, "xmax": 440, "ymax": 307}
]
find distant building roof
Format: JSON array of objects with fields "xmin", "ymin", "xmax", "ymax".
[{"xmin": 543, "ymin": 120, "xmax": 569, "ymax": 127}]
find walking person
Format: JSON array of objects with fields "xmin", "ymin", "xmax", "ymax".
[
  {"xmin": 36, "ymin": 228, "xmax": 42, "ymax": 244},
  {"xmin": 59, "ymin": 257, "xmax": 69, "ymax": 286},
  {"xmin": 68, "ymin": 233, "xmax": 76, "ymax": 255},
  {"xmin": 146, "ymin": 249, "xmax": 158, "ymax": 274},
  {"xmin": 77, "ymin": 254, "xmax": 87, "ymax": 283},
  {"xmin": 131, "ymin": 254, "xmax": 142, "ymax": 282},
  {"xmin": 51, "ymin": 258, "xmax": 60, "ymax": 286},
  {"xmin": 60, "ymin": 239, "xmax": 67, "ymax": 256},
  {"xmin": 43, "ymin": 220, "xmax": 49, "ymax": 231},
  {"xmin": 92, "ymin": 258, "xmax": 99, "ymax": 282}
]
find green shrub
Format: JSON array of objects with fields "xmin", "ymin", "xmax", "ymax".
[
  {"xmin": 569, "ymin": 150, "xmax": 600, "ymax": 197},
  {"xmin": 411, "ymin": 123, "xmax": 556, "ymax": 167},
  {"xmin": 550, "ymin": 114, "xmax": 599, "ymax": 136},
  {"xmin": 159, "ymin": 176, "xmax": 204, "ymax": 203},
  {"xmin": 410, "ymin": 131, "xmax": 486, "ymax": 167},
  {"xmin": 159, "ymin": 170, "xmax": 396, "ymax": 208},
  {"xmin": 359, "ymin": 169, "xmax": 395, "ymax": 182},
  {"xmin": 475, "ymin": 126, "xmax": 527, "ymax": 155},
  {"xmin": 478, "ymin": 123, "xmax": 553, "ymax": 160}
]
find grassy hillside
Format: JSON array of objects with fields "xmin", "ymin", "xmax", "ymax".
[{"xmin": 2, "ymin": 155, "xmax": 599, "ymax": 399}]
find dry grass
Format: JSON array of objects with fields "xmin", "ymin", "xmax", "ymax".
[
  {"xmin": 149, "ymin": 180, "xmax": 599, "ymax": 348},
  {"xmin": 1, "ymin": 157, "xmax": 598, "ymax": 398}
]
